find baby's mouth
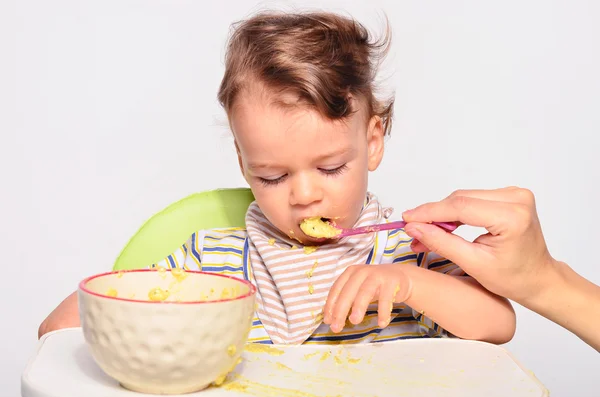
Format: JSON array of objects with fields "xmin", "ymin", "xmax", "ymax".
[{"xmin": 298, "ymin": 217, "xmax": 342, "ymax": 240}]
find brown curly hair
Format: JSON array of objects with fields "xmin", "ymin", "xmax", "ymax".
[{"xmin": 217, "ymin": 11, "xmax": 394, "ymax": 136}]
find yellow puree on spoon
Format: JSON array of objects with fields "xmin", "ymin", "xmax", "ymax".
[{"xmin": 300, "ymin": 217, "xmax": 341, "ymax": 239}]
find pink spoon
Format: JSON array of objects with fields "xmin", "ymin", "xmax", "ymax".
[{"xmin": 335, "ymin": 220, "xmax": 458, "ymax": 238}]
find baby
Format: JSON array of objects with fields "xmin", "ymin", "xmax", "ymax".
[{"xmin": 39, "ymin": 11, "xmax": 515, "ymax": 345}]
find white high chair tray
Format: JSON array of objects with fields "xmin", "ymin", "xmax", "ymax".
[{"xmin": 22, "ymin": 328, "xmax": 548, "ymax": 397}]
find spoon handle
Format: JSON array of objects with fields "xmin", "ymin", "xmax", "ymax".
[{"xmin": 339, "ymin": 220, "xmax": 457, "ymax": 237}]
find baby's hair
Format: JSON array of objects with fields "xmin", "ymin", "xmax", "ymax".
[{"xmin": 218, "ymin": 11, "xmax": 394, "ymax": 136}]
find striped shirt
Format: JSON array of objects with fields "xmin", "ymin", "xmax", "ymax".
[{"xmin": 152, "ymin": 227, "xmax": 465, "ymax": 344}]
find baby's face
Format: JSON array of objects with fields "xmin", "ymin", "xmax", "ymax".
[{"xmin": 230, "ymin": 88, "xmax": 384, "ymax": 244}]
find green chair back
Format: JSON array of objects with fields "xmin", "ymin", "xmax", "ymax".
[{"xmin": 113, "ymin": 188, "xmax": 254, "ymax": 270}]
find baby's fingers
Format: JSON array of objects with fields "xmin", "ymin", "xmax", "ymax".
[
  {"xmin": 329, "ymin": 268, "xmax": 370, "ymax": 333},
  {"xmin": 348, "ymin": 280, "xmax": 379, "ymax": 326},
  {"xmin": 324, "ymin": 267, "xmax": 354, "ymax": 325},
  {"xmin": 377, "ymin": 282, "xmax": 398, "ymax": 328}
]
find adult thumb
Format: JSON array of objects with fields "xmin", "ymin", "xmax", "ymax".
[{"xmin": 404, "ymin": 223, "xmax": 481, "ymax": 270}]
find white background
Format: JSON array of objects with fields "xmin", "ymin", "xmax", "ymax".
[{"xmin": 2, "ymin": 0, "xmax": 599, "ymax": 396}]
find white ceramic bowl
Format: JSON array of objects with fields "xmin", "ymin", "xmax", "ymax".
[{"xmin": 78, "ymin": 269, "xmax": 256, "ymax": 394}]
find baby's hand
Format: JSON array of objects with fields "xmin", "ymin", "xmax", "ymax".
[{"xmin": 323, "ymin": 264, "xmax": 411, "ymax": 333}]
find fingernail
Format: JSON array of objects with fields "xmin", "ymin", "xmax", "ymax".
[{"xmin": 405, "ymin": 224, "xmax": 423, "ymax": 239}]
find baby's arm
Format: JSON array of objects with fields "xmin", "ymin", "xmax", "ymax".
[
  {"xmin": 324, "ymin": 253, "xmax": 516, "ymax": 344},
  {"xmin": 38, "ymin": 291, "xmax": 79, "ymax": 338},
  {"xmin": 38, "ymin": 235, "xmax": 200, "ymax": 338},
  {"xmin": 400, "ymin": 264, "xmax": 516, "ymax": 344}
]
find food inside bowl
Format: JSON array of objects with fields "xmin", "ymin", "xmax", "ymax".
[
  {"xmin": 300, "ymin": 217, "xmax": 341, "ymax": 238},
  {"xmin": 102, "ymin": 268, "xmax": 249, "ymax": 303},
  {"xmin": 148, "ymin": 286, "xmax": 170, "ymax": 301}
]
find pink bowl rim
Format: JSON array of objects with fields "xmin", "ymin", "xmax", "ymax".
[{"xmin": 79, "ymin": 269, "xmax": 257, "ymax": 305}]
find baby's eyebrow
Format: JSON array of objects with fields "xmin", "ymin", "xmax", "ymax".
[
  {"xmin": 314, "ymin": 147, "xmax": 353, "ymax": 161},
  {"xmin": 247, "ymin": 148, "xmax": 353, "ymax": 170},
  {"xmin": 247, "ymin": 162, "xmax": 276, "ymax": 170}
]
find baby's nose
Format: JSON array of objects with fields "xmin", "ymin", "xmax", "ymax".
[{"xmin": 289, "ymin": 174, "xmax": 323, "ymax": 206}]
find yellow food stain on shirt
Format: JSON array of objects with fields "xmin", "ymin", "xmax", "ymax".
[
  {"xmin": 348, "ymin": 358, "xmax": 361, "ymax": 364},
  {"xmin": 227, "ymin": 345, "xmax": 237, "ymax": 357},
  {"xmin": 303, "ymin": 246, "xmax": 318, "ymax": 254},
  {"xmin": 300, "ymin": 217, "xmax": 341, "ymax": 239},
  {"xmin": 148, "ymin": 287, "xmax": 169, "ymax": 301},
  {"xmin": 319, "ymin": 351, "xmax": 331, "ymax": 361},
  {"xmin": 306, "ymin": 260, "xmax": 318, "ymax": 278},
  {"xmin": 308, "ymin": 283, "xmax": 314, "ymax": 294},
  {"xmin": 106, "ymin": 288, "xmax": 118, "ymax": 298},
  {"xmin": 314, "ymin": 312, "xmax": 324, "ymax": 324},
  {"xmin": 244, "ymin": 344, "xmax": 284, "ymax": 356},
  {"xmin": 334, "ymin": 355, "xmax": 343, "ymax": 365},
  {"xmin": 303, "ymin": 352, "xmax": 319, "ymax": 360},
  {"xmin": 268, "ymin": 238, "xmax": 275, "ymax": 246}
]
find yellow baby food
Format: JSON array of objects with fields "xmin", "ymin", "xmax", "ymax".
[
  {"xmin": 244, "ymin": 343, "xmax": 284, "ymax": 356},
  {"xmin": 300, "ymin": 217, "xmax": 341, "ymax": 238},
  {"xmin": 148, "ymin": 287, "xmax": 170, "ymax": 302},
  {"xmin": 170, "ymin": 267, "xmax": 188, "ymax": 282},
  {"xmin": 306, "ymin": 260, "xmax": 318, "ymax": 278},
  {"xmin": 106, "ymin": 288, "xmax": 118, "ymax": 298},
  {"xmin": 303, "ymin": 246, "xmax": 318, "ymax": 254},
  {"xmin": 227, "ymin": 344, "xmax": 237, "ymax": 357}
]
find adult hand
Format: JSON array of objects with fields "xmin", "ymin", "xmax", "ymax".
[
  {"xmin": 402, "ymin": 186, "xmax": 555, "ymax": 303},
  {"xmin": 402, "ymin": 186, "xmax": 600, "ymax": 351}
]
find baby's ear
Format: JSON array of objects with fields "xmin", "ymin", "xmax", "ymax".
[{"xmin": 367, "ymin": 115, "xmax": 385, "ymax": 171}]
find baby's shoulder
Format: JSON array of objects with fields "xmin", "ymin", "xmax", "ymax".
[
  {"xmin": 198, "ymin": 227, "xmax": 248, "ymax": 240},
  {"xmin": 189, "ymin": 227, "xmax": 248, "ymax": 250}
]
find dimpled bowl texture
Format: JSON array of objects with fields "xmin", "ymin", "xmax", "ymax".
[{"xmin": 78, "ymin": 269, "xmax": 256, "ymax": 394}]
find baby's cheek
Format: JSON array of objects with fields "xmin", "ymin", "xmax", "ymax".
[
  {"xmin": 332, "ymin": 185, "xmax": 366, "ymax": 227},
  {"xmin": 256, "ymin": 196, "xmax": 290, "ymax": 228}
]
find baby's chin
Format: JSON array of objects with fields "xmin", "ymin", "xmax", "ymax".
[{"xmin": 299, "ymin": 234, "xmax": 336, "ymax": 246}]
